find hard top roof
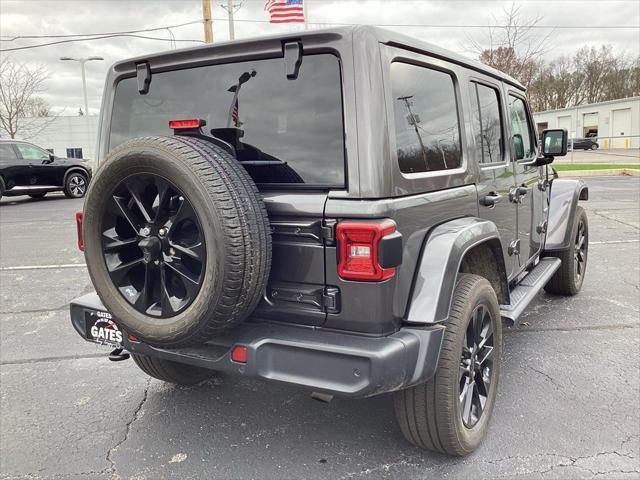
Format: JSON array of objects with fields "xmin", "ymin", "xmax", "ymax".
[{"xmin": 112, "ymin": 25, "xmax": 524, "ymax": 90}]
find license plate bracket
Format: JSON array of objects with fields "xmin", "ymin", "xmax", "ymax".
[{"xmin": 84, "ymin": 310, "xmax": 123, "ymax": 347}]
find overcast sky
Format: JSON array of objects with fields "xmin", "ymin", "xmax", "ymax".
[{"xmin": 1, "ymin": 0, "xmax": 638, "ymax": 115}]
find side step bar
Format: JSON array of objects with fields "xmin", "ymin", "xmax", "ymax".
[{"xmin": 500, "ymin": 257, "xmax": 561, "ymax": 323}]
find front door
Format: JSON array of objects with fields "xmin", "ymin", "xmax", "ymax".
[
  {"xmin": 507, "ymin": 93, "xmax": 545, "ymax": 270},
  {"xmin": 470, "ymin": 80, "xmax": 518, "ymax": 279},
  {"xmin": 14, "ymin": 143, "xmax": 56, "ymax": 186}
]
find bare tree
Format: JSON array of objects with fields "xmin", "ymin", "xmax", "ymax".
[
  {"xmin": 468, "ymin": 3, "xmax": 553, "ymax": 89},
  {"xmin": 0, "ymin": 57, "xmax": 51, "ymax": 139},
  {"xmin": 24, "ymin": 96, "xmax": 51, "ymax": 118},
  {"xmin": 468, "ymin": 4, "xmax": 640, "ymax": 112},
  {"xmin": 528, "ymin": 46, "xmax": 639, "ymax": 111}
]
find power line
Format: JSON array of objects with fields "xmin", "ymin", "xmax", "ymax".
[
  {"xmin": 1, "ymin": 18, "xmax": 635, "ymax": 45},
  {"xmin": 0, "ymin": 34, "xmax": 204, "ymax": 53},
  {"xmin": 223, "ymin": 18, "xmax": 639, "ymax": 29},
  {"xmin": 0, "ymin": 20, "xmax": 204, "ymax": 41},
  {"xmin": 1, "ymin": 16, "xmax": 635, "ymax": 52}
]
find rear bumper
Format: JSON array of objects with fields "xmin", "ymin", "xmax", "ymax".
[{"xmin": 70, "ymin": 293, "xmax": 444, "ymax": 398}]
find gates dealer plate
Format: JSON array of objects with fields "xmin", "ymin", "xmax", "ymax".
[{"xmin": 85, "ymin": 310, "xmax": 123, "ymax": 347}]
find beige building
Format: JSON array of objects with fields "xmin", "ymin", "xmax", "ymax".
[
  {"xmin": 533, "ymin": 97, "xmax": 639, "ymax": 150},
  {"xmin": 11, "ymin": 115, "xmax": 99, "ymax": 161}
]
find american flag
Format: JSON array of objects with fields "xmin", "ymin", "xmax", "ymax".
[
  {"xmin": 231, "ymin": 97, "xmax": 241, "ymax": 127},
  {"xmin": 264, "ymin": 0, "xmax": 305, "ymax": 23}
]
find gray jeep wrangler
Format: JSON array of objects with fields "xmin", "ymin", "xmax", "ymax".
[{"xmin": 70, "ymin": 26, "xmax": 588, "ymax": 456}]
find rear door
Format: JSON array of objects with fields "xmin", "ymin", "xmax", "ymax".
[
  {"xmin": 470, "ymin": 80, "xmax": 518, "ymax": 278},
  {"xmin": 0, "ymin": 143, "xmax": 23, "ymax": 186}
]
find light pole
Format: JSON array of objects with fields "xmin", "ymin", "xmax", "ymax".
[{"xmin": 60, "ymin": 56, "xmax": 104, "ymax": 115}]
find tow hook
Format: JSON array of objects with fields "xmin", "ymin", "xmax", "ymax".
[{"xmin": 108, "ymin": 347, "xmax": 130, "ymax": 362}]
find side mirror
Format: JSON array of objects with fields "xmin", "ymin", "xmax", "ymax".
[
  {"xmin": 542, "ymin": 129, "xmax": 567, "ymax": 157},
  {"xmin": 512, "ymin": 134, "xmax": 524, "ymax": 160}
]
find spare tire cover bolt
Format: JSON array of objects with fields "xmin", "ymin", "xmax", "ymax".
[{"xmin": 140, "ymin": 227, "xmax": 151, "ymax": 236}]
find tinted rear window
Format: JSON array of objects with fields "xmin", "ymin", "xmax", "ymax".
[
  {"xmin": 390, "ymin": 62, "xmax": 462, "ymax": 174},
  {"xmin": 109, "ymin": 54, "xmax": 345, "ymax": 186}
]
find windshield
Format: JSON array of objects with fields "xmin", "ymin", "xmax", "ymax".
[{"xmin": 109, "ymin": 54, "xmax": 345, "ymax": 187}]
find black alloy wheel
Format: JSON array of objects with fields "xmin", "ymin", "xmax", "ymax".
[
  {"xmin": 544, "ymin": 205, "xmax": 588, "ymax": 296},
  {"xmin": 67, "ymin": 173, "xmax": 87, "ymax": 197},
  {"xmin": 459, "ymin": 303, "xmax": 494, "ymax": 428},
  {"xmin": 101, "ymin": 173, "xmax": 206, "ymax": 318},
  {"xmin": 574, "ymin": 218, "xmax": 587, "ymax": 282}
]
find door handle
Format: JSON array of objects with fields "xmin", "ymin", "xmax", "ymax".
[
  {"xmin": 480, "ymin": 192, "xmax": 502, "ymax": 208},
  {"xmin": 509, "ymin": 186, "xmax": 529, "ymax": 203}
]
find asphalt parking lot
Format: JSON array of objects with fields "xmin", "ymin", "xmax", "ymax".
[{"xmin": 1, "ymin": 176, "xmax": 639, "ymax": 480}]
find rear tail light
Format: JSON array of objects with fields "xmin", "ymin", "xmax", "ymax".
[
  {"xmin": 169, "ymin": 118, "xmax": 205, "ymax": 130},
  {"xmin": 75, "ymin": 210, "xmax": 84, "ymax": 251},
  {"xmin": 336, "ymin": 219, "xmax": 400, "ymax": 281}
]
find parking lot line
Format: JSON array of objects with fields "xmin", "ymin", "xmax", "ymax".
[
  {"xmin": 590, "ymin": 239, "xmax": 640, "ymax": 244},
  {"xmin": 0, "ymin": 263, "xmax": 87, "ymax": 271}
]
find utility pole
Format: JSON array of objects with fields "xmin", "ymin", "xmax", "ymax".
[
  {"xmin": 221, "ymin": 0, "xmax": 243, "ymax": 41},
  {"xmin": 398, "ymin": 95, "xmax": 428, "ymax": 170},
  {"xmin": 202, "ymin": 0, "xmax": 214, "ymax": 43}
]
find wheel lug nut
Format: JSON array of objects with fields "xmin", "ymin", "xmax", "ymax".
[
  {"xmin": 169, "ymin": 247, "xmax": 176, "ymax": 256},
  {"xmin": 140, "ymin": 227, "xmax": 151, "ymax": 236},
  {"xmin": 159, "ymin": 228, "xmax": 168, "ymax": 237}
]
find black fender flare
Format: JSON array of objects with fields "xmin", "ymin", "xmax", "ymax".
[
  {"xmin": 63, "ymin": 167, "xmax": 90, "ymax": 186},
  {"xmin": 545, "ymin": 178, "xmax": 588, "ymax": 251},
  {"xmin": 405, "ymin": 217, "xmax": 508, "ymax": 325}
]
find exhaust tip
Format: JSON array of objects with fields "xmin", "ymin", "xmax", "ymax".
[{"xmin": 311, "ymin": 392, "xmax": 334, "ymax": 404}]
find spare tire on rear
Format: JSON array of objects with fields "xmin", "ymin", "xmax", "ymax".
[{"xmin": 83, "ymin": 136, "xmax": 271, "ymax": 348}]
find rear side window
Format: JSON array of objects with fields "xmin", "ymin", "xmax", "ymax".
[
  {"xmin": 109, "ymin": 54, "xmax": 345, "ymax": 187},
  {"xmin": 470, "ymin": 83, "xmax": 504, "ymax": 164},
  {"xmin": 0, "ymin": 144, "xmax": 17, "ymax": 159},
  {"xmin": 390, "ymin": 62, "xmax": 462, "ymax": 174},
  {"xmin": 508, "ymin": 95, "xmax": 535, "ymax": 160}
]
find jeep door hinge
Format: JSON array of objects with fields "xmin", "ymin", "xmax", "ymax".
[
  {"xmin": 321, "ymin": 219, "xmax": 337, "ymax": 245},
  {"xmin": 536, "ymin": 220, "xmax": 548, "ymax": 235},
  {"xmin": 322, "ymin": 287, "xmax": 341, "ymax": 314}
]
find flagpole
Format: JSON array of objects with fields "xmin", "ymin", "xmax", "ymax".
[{"xmin": 303, "ymin": 0, "xmax": 309, "ymax": 30}]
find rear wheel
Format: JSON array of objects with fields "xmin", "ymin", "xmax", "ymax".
[
  {"xmin": 394, "ymin": 274, "xmax": 502, "ymax": 456},
  {"xmin": 131, "ymin": 353, "xmax": 214, "ymax": 385},
  {"xmin": 64, "ymin": 172, "xmax": 88, "ymax": 198},
  {"xmin": 590, "ymin": 143, "xmax": 598, "ymax": 150},
  {"xmin": 544, "ymin": 206, "xmax": 588, "ymax": 295}
]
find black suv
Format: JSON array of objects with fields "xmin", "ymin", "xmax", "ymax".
[
  {"xmin": 0, "ymin": 140, "xmax": 92, "ymax": 200},
  {"xmin": 571, "ymin": 137, "xmax": 599, "ymax": 150},
  {"xmin": 70, "ymin": 26, "xmax": 588, "ymax": 456}
]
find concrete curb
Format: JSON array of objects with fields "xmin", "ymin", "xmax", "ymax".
[{"xmin": 557, "ymin": 168, "xmax": 640, "ymax": 177}]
